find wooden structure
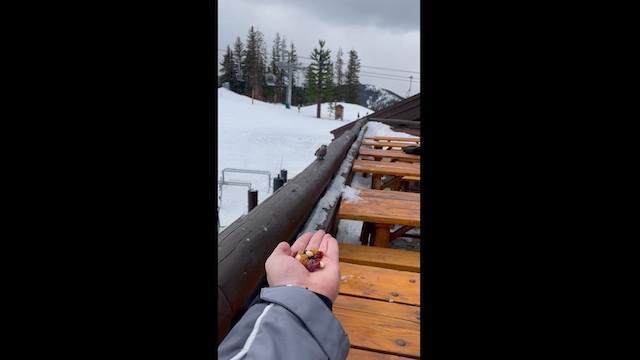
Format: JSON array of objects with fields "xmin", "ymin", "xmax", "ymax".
[
  {"xmin": 330, "ymin": 93, "xmax": 421, "ymax": 139},
  {"xmin": 351, "ymin": 160, "xmax": 421, "ymax": 190},
  {"xmin": 335, "ymin": 104, "xmax": 344, "ymax": 120},
  {"xmin": 338, "ymin": 189, "xmax": 420, "ymax": 248},
  {"xmin": 336, "ymin": 243, "xmax": 421, "ymax": 358}
]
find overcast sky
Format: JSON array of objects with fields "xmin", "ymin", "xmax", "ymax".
[{"xmin": 217, "ymin": 0, "xmax": 420, "ymax": 98}]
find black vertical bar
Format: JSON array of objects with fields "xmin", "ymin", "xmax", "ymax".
[{"xmin": 248, "ymin": 189, "xmax": 258, "ymax": 212}]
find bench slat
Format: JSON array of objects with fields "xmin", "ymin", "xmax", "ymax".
[
  {"xmin": 334, "ymin": 305, "xmax": 420, "ymax": 359},
  {"xmin": 362, "ymin": 140, "xmax": 418, "ymax": 148},
  {"xmin": 352, "ymin": 160, "xmax": 420, "ymax": 178},
  {"xmin": 339, "ymin": 198, "xmax": 420, "ymax": 227},
  {"xmin": 365, "ymin": 136, "xmax": 420, "ymax": 143},
  {"xmin": 339, "ymin": 243, "xmax": 420, "ymax": 272},
  {"xmin": 346, "ymin": 348, "xmax": 416, "ymax": 360},
  {"xmin": 358, "ymin": 148, "xmax": 420, "ymax": 163},
  {"xmin": 339, "ymin": 262, "xmax": 420, "ymax": 306},
  {"xmin": 353, "ymin": 188, "xmax": 420, "ymax": 202}
]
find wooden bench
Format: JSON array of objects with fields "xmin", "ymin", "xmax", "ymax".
[
  {"xmin": 335, "ymin": 262, "xmax": 421, "ymax": 358},
  {"xmin": 351, "ymin": 159, "xmax": 420, "ymax": 190},
  {"xmin": 338, "ymin": 188, "xmax": 420, "ymax": 247},
  {"xmin": 358, "ymin": 147, "xmax": 420, "ymax": 163}
]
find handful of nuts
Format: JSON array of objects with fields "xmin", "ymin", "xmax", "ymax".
[{"xmin": 293, "ymin": 248, "xmax": 325, "ymax": 272}]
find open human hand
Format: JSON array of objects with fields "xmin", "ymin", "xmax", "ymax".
[{"xmin": 265, "ymin": 230, "xmax": 341, "ymax": 303}]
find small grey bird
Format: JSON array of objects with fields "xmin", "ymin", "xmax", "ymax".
[{"xmin": 315, "ymin": 144, "xmax": 327, "ymax": 160}]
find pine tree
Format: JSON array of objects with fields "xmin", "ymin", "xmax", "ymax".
[
  {"xmin": 219, "ymin": 45, "xmax": 238, "ymax": 90},
  {"xmin": 244, "ymin": 26, "xmax": 267, "ymax": 101},
  {"xmin": 305, "ymin": 40, "xmax": 333, "ymax": 118},
  {"xmin": 232, "ymin": 37, "xmax": 245, "ymax": 94},
  {"xmin": 334, "ymin": 48, "xmax": 344, "ymax": 101},
  {"xmin": 345, "ymin": 49, "xmax": 361, "ymax": 104},
  {"xmin": 269, "ymin": 33, "xmax": 282, "ymax": 103}
]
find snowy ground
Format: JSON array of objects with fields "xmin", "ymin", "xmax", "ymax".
[
  {"xmin": 217, "ymin": 88, "xmax": 373, "ymax": 231},
  {"xmin": 217, "ymin": 87, "xmax": 420, "ymax": 245}
]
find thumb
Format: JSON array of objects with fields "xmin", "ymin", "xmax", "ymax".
[{"xmin": 270, "ymin": 241, "xmax": 292, "ymax": 257}]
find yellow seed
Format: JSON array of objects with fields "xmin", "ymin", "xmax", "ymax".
[
  {"xmin": 295, "ymin": 254, "xmax": 302, "ymax": 261},
  {"xmin": 305, "ymin": 250, "xmax": 314, "ymax": 257},
  {"xmin": 300, "ymin": 254, "xmax": 308, "ymax": 261}
]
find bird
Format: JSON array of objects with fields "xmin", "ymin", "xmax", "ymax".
[{"xmin": 315, "ymin": 144, "xmax": 327, "ymax": 160}]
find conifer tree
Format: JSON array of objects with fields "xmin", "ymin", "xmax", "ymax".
[
  {"xmin": 305, "ymin": 40, "xmax": 333, "ymax": 118},
  {"xmin": 244, "ymin": 26, "xmax": 267, "ymax": 101},
  {"xmin": 345, "ymin": 49, "xmax": 361, "ymax": 104},
  {"xmin": 219, "ymin": 45, "xmax": 238, "ymax": 90},
  {"xmin": 269, "ymin": 33, "xmax": 282, "ymax": 103},
  {"xmin": 334, "ymin": 48, "xmax": 344, "ymax": 101},
  {"xmin": 232, "ymin": 37, "xmax": 245, "ymax": 94}
]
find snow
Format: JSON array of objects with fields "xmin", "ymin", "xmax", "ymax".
[
  {"xmin": 218, "ymin": 88, "xmax": 418, "ymax": 245},
  {"xmin": 217, "ymin": 87, "xmax": 373, "ymax": 232}
]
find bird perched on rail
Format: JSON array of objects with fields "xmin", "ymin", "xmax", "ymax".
[{"xmin": 315, "ymin": 144, "xmax": 327, "ymax": 160}]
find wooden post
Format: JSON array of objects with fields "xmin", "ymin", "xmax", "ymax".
[
  {"xmin": 273, "ymin": 175, "xmax": 284, "ymax": 191},
  {"xmin": 248, "ymin": 189, "xmax": 258, "ymax": 212},
  {"xmin": 372, "ymin": 223, "xmax": 393, "ymax": 248}
]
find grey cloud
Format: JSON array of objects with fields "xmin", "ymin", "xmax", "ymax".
[{"xmin": 238, "ymin": 0, "xmax": 419, "ymax": 32}]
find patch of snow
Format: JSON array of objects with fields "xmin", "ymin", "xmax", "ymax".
[{"xmin": 342, "ymin": 186, "xmax": 362, "ymax": 203}]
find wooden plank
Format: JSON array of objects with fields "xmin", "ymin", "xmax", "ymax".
[
  {"xmin": 339, "ymin": 197, "xmax": 420, "ymax": 227},
  {"xmin": 362, "ymin": 140, "xmax": 417, "ymax": 149},
  {"xmin": 339, "ymin": 262, "xmax": 420, "ymax": 306},
  {"xmin": 351, "ymin": 187, "xmax": 421, "ymax": 201},
  {"xmin": 335, "ymin": 292, "xmax": 421, "ymax": 324},
  {"xmin": 352, "ymin": 160, "xmax": 420, "ymax": 178},
  {"xmin": 365, "ymin": 136, "xmax": 420, "ymax": 143},
  {"xmin": 339, "ymin": 243, "xmax": 420, "ymax": 272},
  {"xmin": 358, "ymin": 148, "xmax": 420, "ymax": 163},
  {"xmin": 347, "ymin": 348, "xmax": 416, "ymax": 360},
  {"xmin": 334, "ymin": 305, "xmax": 420, "ymax": 358}
]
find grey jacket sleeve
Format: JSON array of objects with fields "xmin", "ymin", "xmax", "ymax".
[{"xmin": 218, "ymin": 285, "xmax": 350, "ymax": 360}]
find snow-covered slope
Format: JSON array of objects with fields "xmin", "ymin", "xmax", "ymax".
[
  {"xmin": 217, "ymin": 88, "xmax": 374, "ymax": 228},
  {"xmin": 361, "ymin": 84, "xmax": 405, "ymax": 111}
]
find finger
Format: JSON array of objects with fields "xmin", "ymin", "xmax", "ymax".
[
  {"xmin": 306, "ymin": 230, "xmax": 326, "ymax": 251},
  {"xmin": 318, "ymin": 233, "xmax": 334, "ymax": 254},
  {"xmin": 323, "ymin": 235, "xmax": 339, "ymax": 263},
  {"xmin": 291, "ymin": 232, "xmax": 313, "ymax": 255},
  {"xmin": 270, "ymin": 241, "xmax": 291, "ymax": 257}
]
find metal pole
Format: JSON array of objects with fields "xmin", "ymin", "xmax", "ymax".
[{"xmin": 286, "ymin": 64, "xmax": 293, "ymax": 109}]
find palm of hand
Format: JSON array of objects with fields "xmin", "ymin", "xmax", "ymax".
[{"xmin": 265, "ymin": 230, "xmax": 341, "ymax": 303}]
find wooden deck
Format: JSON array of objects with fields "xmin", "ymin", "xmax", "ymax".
[
  {"xmin": 336, "ymin": 244, "xmax": 420, "ymax": 359},
  {"xmin": 333, "ymin": 139, "xmax": 421, "ymax": 359}
]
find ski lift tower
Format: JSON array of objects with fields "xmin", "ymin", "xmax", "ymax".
[{"xmin": 277, "ymin": 50, "xmax": 306, "ymax": 109}]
